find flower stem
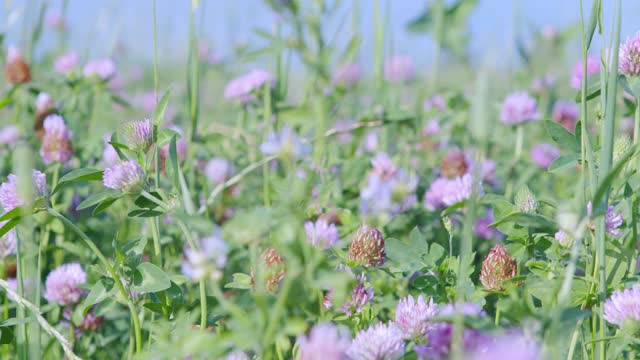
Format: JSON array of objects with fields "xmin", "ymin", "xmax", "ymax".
[{"xmin": 47, "ymin": 208, "xmax": 142, "ymax": 353}]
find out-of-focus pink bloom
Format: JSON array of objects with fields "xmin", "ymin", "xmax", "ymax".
[
  {"xmin": 530, "ymin": 143, "xmax": 560, "ymax": 169},
  {"xmin": 424, "ymin": 95, "xmax": 446, "ymax": 112},
  {"xmin": 530, "ymin": 75, "xmax": 556, "ymax": 93},
  {"xmin": 542, "ymin": 25, "xmax": 557, "ymax": 39},
  {"xmin": 46, "ymin": 10, "xmax": 67, "ymax": 31},
  {"xmin": 500, "ymin": 92, "xmax": 540, "ymax": 125},
  {"xmin": 40, "ymin": 115, "xmax": 74, "ymax": 165},
  {"xmin": 304, "ymin": 219, "xmax": 339, "ymax": 249},
  {"xmin": 384, "ymin": 55, "xmax": 414, "ymax": 82},
  {"xmin": 83, "ymin": 58, "xmax": 116, "ymax": 79},
  {"xmin": 103, "ymin": 160, "xmax": 145, "ymax": 193},
  {"xmin": 587, "ymin": 202, "xmax": 623, "ymax": 236},
  {"xmin": 36, "ymin": 93, "xmax": 54, "ymax": 114},
  {"xmin": 552, "ymin": 101, "xmax": 578, "ymax": 132},
  {"xmin": 604, "ymin": 284, "xmax": 640, "ymax": 329},
  {"xmin": 332, "ymin": 63, "xmax": 361, "ymax": 87},
  {"xmin": 423, "ymin": 118, "xmax": 440, "ymax": 136},
  {"xmin": 571, "ymin": 56, "xmax": 600, "ymax": 90},
  {"xmin": 474, "ymin": 209, "xmax": 503, "ymax": 240},
  {"xmin": 0, "ymin": 170, "xmax": 46, "ymax": 211},
  {"xmin": 54, "ymin": 52, "xmax": 79, "ymax": 74},
  {"xmin": 297, "ymin": 323, "xmax": 350, "ymax": 360},
  {"xmin": 347, "ymin": 322, "xmax": 404, "ymax": 360},
  {"xmin": 0, "ymin": 125, "xmax": 19, "ymax": 145},
  {"xmin": 224, "ymin": 69, "xmax": 274, "ymax": 102}
]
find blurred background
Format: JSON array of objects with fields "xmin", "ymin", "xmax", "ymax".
[{"xmin": 1, "ymin": 0, "xmax": 639, "ymax": 69}]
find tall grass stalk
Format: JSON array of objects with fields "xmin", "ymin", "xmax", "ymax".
[{"xmin": 595, "ymin": 1, "xmax": 621, "ymax": 358}]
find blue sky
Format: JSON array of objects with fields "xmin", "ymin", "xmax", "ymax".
[{"xmin": 1, "ymin": 0, "xmax": 638, "ymax": 67}]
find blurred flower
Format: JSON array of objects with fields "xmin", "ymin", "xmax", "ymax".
[
  {"xmin": 204, "ymin": 157, "xmax": 234, "ymax": 184},
  {"xmin": 120, "ymin": 118, "xmax": 153, "ymax": 152},
  {"xmin": 102, "ymin": 133, "xmax": 120, "ymax": 167},
  {"xmin": 362, "ymin": 131, "xmax": 378, "ymax": 153},
  {"xmin": 424, "ymin": 95, "xmax": 446, "ymax": 112},
  {"xmin": 347, "ymin": 322, "xmax": 405, "ymax": 360},
  {"xmin": 423, "ymin": 118, "xmax": 440, "ymax": 136},
  {"xmin": 384, "ymin": 55, "xmax": 414, "ymax": 82},
  {"xmin": 138, "ymin": 91, "xmax": 176, "ymax": 121},
  {"xmin": 4, "ymin": 46, "xmax": 31, "ymax": 84},
  {"xmin": 571, "ymin": 56, "xmax": 600, "ymax": 90},
  {"xmin": 552, "ymin": 101, "xmax": 578, "ymax": 132},
  {"xmin": 474, "ymin": 209, "xmax": 503, "ymax": 240},
  {"xmin": 36, "ymin": 93, "xmax": 54, "ymax": 114},
  {"xmin": 0, "ymin": 222, "xmax": 16, "ymax": 258},
  {"xmin": 255, "ymin": 248, "xmax": 286, "ymax": 292},
  {"xmin": 103, "ymin": 159, "xmax": 145, "ymax": 193},
  {"xmin": 332, "ymin": 63, "xmax": 361, "ymax": 87},
  {"xmin": 40, "ymin": 115, "xmax": 74, "ymax": 165},
  {"xmin": 370, "ymin": 153, "xmax": 397, "ymax": 179},
  {"xmin": 515, "ymin": 185, "xmax": 537, "ymax": 213},
  {"xmin": 619, "ymin": 32, "xmax": 640, "ymax": 77},
  {"xmin": 224, "ymin": 69, "xmax": 274, "ymax": 102},
  {"xmin": 530, "ymin": 75, "xmax": 556, "ymax": 93},
  {"xmin": 44, "ymin": 263, "xmax": 86, "ymax": 306},
  {"xmin": 395, "ymin": 295, "xmax": 438, "ymax": 341},
  {"xmin": 297, "ymin": 323, "xmax": 350, "ymax": 360},
  {"xmin": 480, "ymin": 245, "xmax": 517, "ymax": 291},
  {"xmin": 587, "ymin": 201, "xmax": 623, "ymax": 236},
  {"xmin": 530, "ymin": 143, "xmax": 560, "ymax": 169},
  {"xmin": 181, "ymin": 230, "xmax": 228, "ymax": 282},
  {"xmin": 305, "ymin": 219, "xmax": 339, "ymax": 249},
  {"xmin": 198, "ymin": 41, "xmax": 222, "ymax": 65},
  {"xmin": 158, "ymin": 126, "xmax": 188, "ymax": 170},
  {"xmin": 441, "ymin": 149, "xmax": 469, "ymax": 179},
  {"xmin": 604, "ymin": 285, "xmax": 640, "ymax": 332},
  {"xmin": 0, "ymin": 170, "xmax": 47, "ymax": 211},
  {"xmin": 554, "ymin": 230, "xmax": 571, "ymax": 247},
  {"xmin": 226, "ymin": 352, "xmax": 249, "ymax": 360},
  {"xmin": 45, "ymin": 10, "xmax": 67, "ymax": 31},
  {"xmin": 361, "ymin": 153, "xmax": 417, "ymax": 217},
  {"xmin": 83, "ymin": 58, "xmax": 116, "ymax": 79},
  {"xmin": 0, "ymin": 125, "xmax": 19, "ymax": 145},
  {"xmin": 468, "ymin": 331, "xmax": 541, "ymax": 360},
  {"xmin": 415, "ymin": 303, "xmax": 489, "ymax": 360},
  {"xmin": 348, "ymin": 224, "xmax": 385, "ymax": 267},
  {"xmin": 542, "ymin": 25, "xmax": 558, "ymax": 39},
  {"xmin": 260, "ymin": 125, "xmax": 310, "ymax": 159},
  {"xmin": 54, "ymin": 52, "xmax": 79, "ymax": 74},
  {"xmin": 500, "ymin": 91, "xmax": 540, "ymax": 125},
  {"xmin": 62, "ymin": 307, "xmax": 104, "ymax": 335},
  {"xmin": 342, "ymin": 274, "xmax": 374, "ymax": 316}
]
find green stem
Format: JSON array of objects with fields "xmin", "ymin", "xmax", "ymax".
[
  {"xmin": 47, "ymin": 208, "xmax": 142, "ymax": 353},
  {"xmin": 199, "ymin": 280, "xmax": 207, "ymax": 330},
  {"xmin": 152, "ymin": 0, "xmax": 159, "ymax": 102}
]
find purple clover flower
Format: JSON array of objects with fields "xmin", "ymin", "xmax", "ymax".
[
  {"xmin": 552, "ymin": 101, "xmax": 579, "ymax": 132},
  {"xmin": 181, "ymin": 230, "xmax": 228, "ymax": 281},
  {"xmin": 604, "ymin": 284, "xmax": 640, "ymax": 330},
  {"xmin": 0, "ymin": 125, "xmax": 19, "ymax": 145},
  {"xmin": 571, "ymin": 56, "xmax": 600, "ymax": 90},
  {"xmin": 587, "ymin": 201, "xmax": 623, "ymax": 236},
  {"xmin": 0, "ymin": 223, "xmax": 16, "ymax": 258},
  {"xmin": 530, "ymin": 143, "xmax": 560, "ymax": 169},
  {"xmin": 500, "ymin": 91, "xmax": 540, "ymax": 125},
  {"xmin": 347, "ymin": 322, "xmax": 405, "ymax": 360},
  {"xmin": 332, "ymin": 63, "xmax": 361, "ymax": 87},
  {"xmin": 395, "ymin": 295, "xmax": 438, "ymax": 341},
  {"xmin": 103, "ymin": 159, "xmax": 145, "ymax": 193},
  {"xmin": 224, "ymin": 69, "xmax": 274, "ymax": 102},
  {"xmin": 259, "ymin": 125, "xmax": 310, "ymax": 159},
  {"xmin": 304, "ymin": 219, "xmax": 339, "ymax": 249},
  {"xmin": 297, "ymin": 323, "xmax": 350, "ymax": 360},
  {"xmin": 120, "ymin": 118, "xmax": 153, "ymax": 152},
  {"xmin": 204, "ymin": 157, "xmax": 233, "ymax": 184},
  {"xmin": 54, "ymin": 52, "xmax": 79, "ymax": 74},
  {"xmin": 415, "ymin": 302, "xmax": 489, "ymax": 360},
  {"xmin": 40, "ymin": 115, "xmax": 74, "ymax": 165},
  {"xmin": 619, "ymin": 32, "xmax": 640, "ymax": 77},
  {"xmin": 384, "ymin": 55, "xmax": 414, "ymax": 83},
  {"xmin": 342, "ymin": 274, "xmax": 374, "ymax": 316},
  {"xmin": 83, "ymin": 58, "xmax": 116, "ymax": 79},
  {"xmin": 0, "ymin": 170, "xmax": 47, "ymax": 211},
  {"xmin": 44, "ymin": 263, "xmax": 86, "ymax": 306}
]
